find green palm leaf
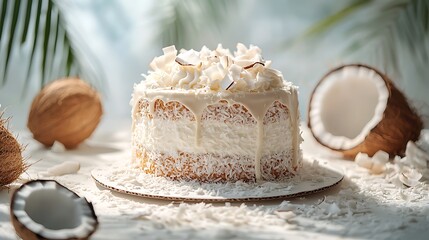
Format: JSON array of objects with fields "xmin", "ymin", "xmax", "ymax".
[
  {"xmin": 0, "ymin": 0, "xmax": 102, "ymax": 92},
  {"xmin": 297, "ymin": 0, "xmax": 429, "ymax": 80},
  {"xmin": 301, "ymin": 0, "xmax": 371, "ymax": 39},
  {"xmin": 155, "ymin": 0, "xmax": 232, "ymax": 49}
]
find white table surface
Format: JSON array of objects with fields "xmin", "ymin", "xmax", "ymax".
[{"xmin": 1, "ymin": 120, "xmax": 429, "ymax": 240}]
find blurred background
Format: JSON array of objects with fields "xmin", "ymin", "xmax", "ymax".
[{"xmin": 1, "ymin": 0, "xmax": 428, "ymax": 129}]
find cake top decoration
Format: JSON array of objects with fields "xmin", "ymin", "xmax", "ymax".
[{"xmin": 139, "ymin": 43, "xmax": 289, "ymax": 92}]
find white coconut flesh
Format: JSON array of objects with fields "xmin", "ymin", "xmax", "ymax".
[
  {"xmin": 309, "ymin": 66, "xmax": 389, "ymax": 150},
  {"xmin": 12, "ymin": 180, "xmax": 97, "ymax": 239}
]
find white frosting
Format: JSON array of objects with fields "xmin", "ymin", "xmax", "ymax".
[
  {"xmin": 133, "ymin": 118, "xmax": 293, "ymax": 157},
  {"xmin": 132, "ymin": 44, "xmax": 301, "ymax": 181},
  {"xmin": 131, "ymin": 88, "xmax": 301, "ymax": 181},
  {"xmin": 140, "ymin": 43, "xmax": 285, "ymax": 92}
]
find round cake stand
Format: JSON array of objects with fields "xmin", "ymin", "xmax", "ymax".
[{"xmin": 91, "ymin": 159, "xmax": 343, "ymax": 202}]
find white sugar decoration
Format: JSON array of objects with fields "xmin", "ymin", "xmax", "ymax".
[{"xmin": 46, "ymin": 161, "xmax": 80, "ymax": 176}]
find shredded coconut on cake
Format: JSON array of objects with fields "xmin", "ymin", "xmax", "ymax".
[{"xmin": 137, "ymin": 43, "xmax": 287, "ymax": 92}]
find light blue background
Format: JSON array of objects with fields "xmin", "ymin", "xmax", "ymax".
[{"xmin": 1, "ymin": 0, "xmax": 428, "ymax": 129}]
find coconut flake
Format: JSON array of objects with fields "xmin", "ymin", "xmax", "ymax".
[
  {"xmin": 399, "ymin": 167, "xmax": 422, "ymax": 187},
  {"xmin": 140, "ymin": 43, "xmax": 288, "ymax": 92},
  {"xmin": 175, "ymin": 49, "xmax": 201, "ymax": 66},
  {"xmin": 51, "ymin": 141, "xmax": 66, "ymax": 153},
  {"xmin": 274, "ymin": 210, "xmax": 296, "ymax": 220},
  {"xmin": 370, "ymin": 163, "xmax": 385, "ymax": 175},
  {"xmin": 46, "ymin": 161, "xmax": 80, "ymax": 176},
  {"xmin": 370, "ymin": 150, "xmax": 389, "ymax": 174},
  {"xmin": 355, "ymin": 151, "xmax": 389, "ymax": 174},
  {"xmin": 243, "ymin": 61, "xmax": 265, "ymax": 70},
  {"xmin": 220, "ymin": 75, "xmax": 235, "ymax": 90},
  {"xmin": 150, "ymin": 46, "xmax": 177, "ymax": 70},
  {"xmin": 220, "ymin": 56, "xmax": 233, "ymax": 69},
  {"xmin": 326, "ymin": 202, "xmax": 341, "ymax": 216},
  {"xmin": 355, "ymin": 152, "xmax": 372, "ymax": 169},
  {"xmin": 372, "ymin": 150, "xmax": 389, "ymax": 164}
]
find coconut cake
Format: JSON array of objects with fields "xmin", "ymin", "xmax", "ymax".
[{"xmin": 131, "ymin": 44, "xmax": 301, "ymax": 182}]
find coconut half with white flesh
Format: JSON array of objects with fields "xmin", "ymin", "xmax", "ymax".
[
  {"xmin": 10, "ymin": 180, "xmax": 98, "ymax": 240},
  {"xmin": 308, "ymin": 64, "xmax": 423, "ymax": 159}
]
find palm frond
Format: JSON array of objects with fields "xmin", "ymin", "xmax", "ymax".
[
  {"xmin": 281, "ymin": 0, "xmax": 371, "ymax": 48},
  {"xmin": 155, "ymin": 0, "xmax": 232, "ymax": 49},
  {"xmin": 297, "ymin": 0, "xmax": 429, "ymax": 82},
  {"xmin": 0, "ymin": 0, "xmax": 103, "ymax": 93},
  {"xmin": 347, "ymin": 0, "xmax": 429, "ymax": 77},
  {"xmin": 301, "ymin": 0, "xmax": 371, "ymax": 39}
]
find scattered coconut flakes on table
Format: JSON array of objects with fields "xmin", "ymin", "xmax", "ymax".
[
  {"xmin": 1, "ymin": 125, "xmax": 429, "ymax": 240},
  {"xmin": 43, "ymin": 161, "xmax": 80, "ymax": 176},
  {"xmin": 41, "ymin": 158, "xmax": 429, "ymax": 239}
]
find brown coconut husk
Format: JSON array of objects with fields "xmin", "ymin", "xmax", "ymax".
[
  {"xmin": 0, "ymin": 117, "xmax": 26, "ymax": 187},
  {"xmin": 308, "ymin": 64, "xmax": 423, "ymax": 159},
  {"xmin": 27, "ymin": 78, "xmax": 103, "ymax": 149}
]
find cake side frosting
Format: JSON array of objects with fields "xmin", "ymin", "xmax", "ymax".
[
  {"xmin": 133, "ymin": 98, "xmax": 293, "ymax": 155},
  {"xmin": 131, "ymin": 44, "xmax": 301, "ymax": 182}
]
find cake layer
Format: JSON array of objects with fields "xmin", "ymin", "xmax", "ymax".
[
  {"xmin": 133, "ymin": 118, "xmax": 293, "ymax": 156},
  {"xmin": 131, "ymin": 88, "xmax": 301, "ymax": 181},
  {"xmin": 136, "ymin": 150, "xmax": 296, "ymax": 182}
]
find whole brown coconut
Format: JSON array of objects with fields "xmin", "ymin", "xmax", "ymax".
[
  {"xmin": 308, "ymin": 64, "xmax": 423, "ymax": 159},
  {"xmin": 27, "ymin": 78, "xmax": 103, "ymax": 149},
  {"xmin": 0, "ymin": 121, "xmax": 26, "ymax": 187}
]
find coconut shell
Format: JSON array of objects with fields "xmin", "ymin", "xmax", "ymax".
[
  {"xmin": 10, "ymin": 180, "xmax": 98, "ymax": 240},
  {"xmin": 27, "ymin": 78, "xmax": 103, "ymax": 149},
  {"xmin": 0, "ymin": 123, "xmax": 25, "ymax": 187},
  {"xmin": 308, "ymin": 64, "xmax": 423, "ymax": 159}
]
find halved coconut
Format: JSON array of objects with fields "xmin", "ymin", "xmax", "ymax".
[
  {"xmin": 10, "ymin": 180, "xmax": 98, "ymax": 240},
  {"xmin": 308, "ymin": 64, "xmax": 423, "ymax": 159}
]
